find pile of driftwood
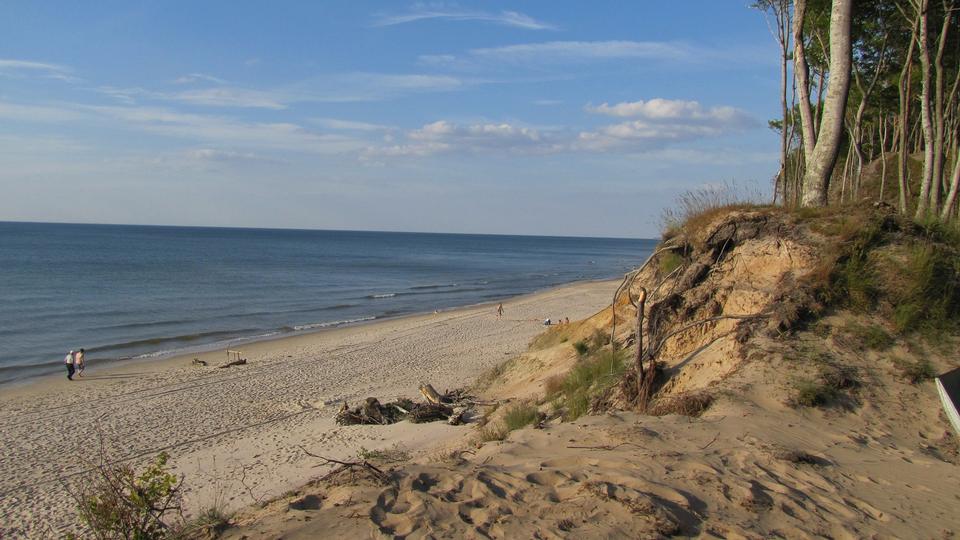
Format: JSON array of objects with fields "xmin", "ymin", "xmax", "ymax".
[{"xmin": 335, "ymin": 384, "xmax": 479, "ymax": 426}]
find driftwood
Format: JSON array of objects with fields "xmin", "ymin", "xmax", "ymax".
[
  {"xmin": 298, "ymin": 446, "xmax": 392, "ymax": 485},
  {"xmin": 218, "ymin": 358, "xmax": 247, "ymax": 369},
  {"xmin": 191, "ymin": 358, "xmax": 207, "ymax": 366},
  {"xmin": 335, "ymin": 386, "xmax": 476, "ymax": 426},
  {"xmin": 419, "ymin": 384, "xmax": 444, "ymax": 404}
]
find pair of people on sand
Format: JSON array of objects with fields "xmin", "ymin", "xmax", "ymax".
[{"xmin": 65, "ymin": 349, "xmax": 85, "ymax": 380}]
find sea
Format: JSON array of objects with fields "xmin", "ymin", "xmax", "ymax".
[{"xmin": 0, "ymin": 222, "xmax": 655, "ymax": 385}]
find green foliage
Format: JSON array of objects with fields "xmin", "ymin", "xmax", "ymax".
[
  {"xmin": 503, "ymin": 403, "xmax": 540, "ymax": 431},
  {"xmin": 587, "ymin": 329, "xmax": 608, "ymax": 351},
  {"xmin": 893, "ymin": 356, "xmax": 936, "ymax": 384},
  {"xmin": 357, "ymin": 444, "xmax": 411, "ymax": 463},
  {"xmin": 844, "ymin": 321, "xmax": 894, "ymax": 350},
  {"xmin": 572, "ymin": 340, "xmax": 589, "ymax": 356},
  {"xmin": 658, "ymin": 251, "xmax": 684, "ymax": 276},
  {"xmin": 477, "ymin": 423, "xmax": 509, "ymax": 442},
  {"xmin": 792, "ymin": 378, "xmax": 837, "ymax": 408},
  {"xmin": 891, "ymin": 244, "xmax": 960, "ymax": 333},
  {"xmin": 547, "ymin": 349, "xmax": 626, "ymax": 421},
  {"xmin": 74, "ymin": 452, "xmax": 183, "ymax": 540}
]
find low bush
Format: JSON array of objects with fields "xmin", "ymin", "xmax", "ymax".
[
  {"xmin": 893, "ymin": 356, "xmax": 936, "ymax": 384},
  {"xmin": 503, "ymin": 402, "xmax": 540, "ymax": 431},
  {"xmin": 648, "ymin": 392, "xmax": 714, "ymax": 417},
  {"xmin": 550, "ymin": 350, "xmax": 627, "ymax": 420},
  {"xmin": 572, "ymin": 340, "xmax": 589, "ymax": 356},
  {"xmin": 792, "ymin": 378, "xmax": 837, "ymax": 407},
  {"xmin": 70, "ymin": 452, "xmax": 183, "ymax": 540}
]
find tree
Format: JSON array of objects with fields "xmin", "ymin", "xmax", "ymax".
[{"xmin": 795, "ymin": 0, "xmax": 855, "ymax": 207}]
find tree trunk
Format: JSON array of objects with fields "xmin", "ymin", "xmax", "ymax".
[
  {"xmin": 915, "ymin": 0, "xmax": 937, "ymax": 218},
  {"xmin": 898, "ymin": 15, "xmax": 920, "ymax": 214},
  {"xmin": 799, "ymin": 0, "xmax": 854, "ymax": 207}
]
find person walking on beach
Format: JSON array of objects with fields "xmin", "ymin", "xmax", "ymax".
[
  {"xmin": 65, "ymin": 350, "xmax": 75, "ymax": 380},
  {"xmin": 497, "ymin": 303, "xmax": 504, "ymax": 319},
  {"xmin": 75, "ymin": 348, "xmax": 85, "ymax": 377}
]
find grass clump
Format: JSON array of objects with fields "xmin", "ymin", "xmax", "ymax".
[
  {"xmin": 893, "ymin": 356, "xmax": 936, "ymax": 384},
  {"xmin": 792, "ymin": 378, "xmax": 837, "ymax": 407},
  {"xmin": 648, "ymin": 392, "xmax": 714, "ymax": 417},
  {"xmin": 69, "ymin": 452, "xmax": 183, "ymax": 540},
  {"xmin": 843, "ymin": 321, "xmax": 894, "ymax": 350},
  {"xmin": 357, "ymin": 444, "xmax": 411, "ymax": 463},
  {"xmin": 503, "ymin": 402, "xmax": 540, "ymax": 431},
  {"xmin": 659, "ymin": 180, "xmax": 766, "ymax": 239},
  {"xmin": 572, "ymin": 340, "xmax": 589, "ymax": 356},
  {"xmin": 477, "ymin": 423, "xmax": 509, "ymax": 442},
  {"xmin": 890, "ymin": 244, "xmax": 960, "ymax": 333},
  {"xmin": 658, "ymin": 251, "xmax": 684, "ymax": 276},
  {"xmin": 547, "ymin": 349, "xmax": 627, "ymax": 421}
]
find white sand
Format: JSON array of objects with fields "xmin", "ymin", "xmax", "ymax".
[{"xmin": 0, "ymin": 279, "xmax": 617, "ymax": 538}]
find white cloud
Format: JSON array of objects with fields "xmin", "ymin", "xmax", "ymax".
[
  {"xmin": 87, "ymin": 105, "xmax": 363, "ymax": 154},
  {"xmin": 586, "ymin": 98, "xmax": 751, "ymax": 124},
  {"xmin": 372, "ymin": 9, "xmax": 556, "ymax": 30},
  {"xmin": 174, "ymin": 73, "xmax": 228, "ymax": 85},
  {"xmin": 468, "ymin": 41, "xmax": 691, "ymax": 63},
  {"xmin": 0, "ymin": 101, "xmax": 86, "ymax": 122},
  {"xmin": 313, "ymin": 118, "xmax": 394, "ymax": 132},
  {"xmin": 0, "ymin": 58, "xmax": 76, "ymax": 81},
  {"xmin": 169, "ymin": 87, "xmax": 287, "ymax": 109},
  {"xmin": 185, "ymin": 148, "xmax": 273, "ymax": 162},
  {"xmin": 576, "ymin": 99, "xmax": 756, "ymax": 152},
  {"xmin": 365, "ymin": 120, "xmax": 558, "ymax": 158}
]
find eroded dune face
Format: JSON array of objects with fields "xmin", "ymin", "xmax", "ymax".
[{"xmin": 223, "ymin": 209, "xmax": 960, "ymax": 540}]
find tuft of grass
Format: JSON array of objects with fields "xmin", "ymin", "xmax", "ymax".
[
  {"xmin": 551, "ymin": 349, "xmax": 627, "ymax": 421},
  {"xmin": 648, "ymin": 392, "xmax": 714, "ymax": 417},
  {"xmin": 357, "ymin": 444, "xmax": 411, "ymax": 463},
  {"xmin": 572, "ymin": 340, "xmax": 589, "ymax": 356},
  {"xmin": 792, "ymin": 378, "xmax": 837, "ymax": 407},
  {"xmin": 893, "ymin": 356, "xmax": 936, "ymax": 384},
  {"xmin": 473, "ymin": 357, "xmax": 516, "ymax": 391},
  {"xmin": 543, "ymin": 374, "xmax": 565, "ymax": 397},
  {"xmin": 658, "ymin": 251, "xmax": 684, "ymax": 276},
  {"xmin": 503, "ymin": 402, "xmax": 540, "ymax": 431},
  {"xmin": 477, "ymin": 423, "xmax": 509, "ymax": 442},
  {"xmin": 659, "ymin": 180, "xmax": 766, "ymax": 239},
  {"xmin": 890, "ymin": 244, "xmax": 960, "ymax": 333},
  {"xmin": 173, "ymin": 505, "xmax": 231, "ymax": 539},
  {"xmin": 588, "ymin": 329, "xmax": 608, "ymax": 351},
  {"xmin": 843, "ymin": 321, "xmax": 894, "ymax": 350}
]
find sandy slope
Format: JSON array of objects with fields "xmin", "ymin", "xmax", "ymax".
[{"xmin": 0, "ymin": 279, "xmax": 617, "ymax": 538}]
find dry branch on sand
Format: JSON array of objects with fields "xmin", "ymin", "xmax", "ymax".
[{"xmin": 334, "ymin": 387, "xmax": 480, "ymax": 426}]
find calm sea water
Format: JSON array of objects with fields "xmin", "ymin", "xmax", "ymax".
[{"xmin": 0, "ymin": 222, "xmax": 654, "ymax": 384}]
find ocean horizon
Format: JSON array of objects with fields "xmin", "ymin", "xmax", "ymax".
[{"xmin": 0, "ymin": 221, "xmax": 654, "ymax": 384}]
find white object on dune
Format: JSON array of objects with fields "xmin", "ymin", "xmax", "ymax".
[{"xmin": 936, "ymin": 367, "xmax": 960, "ymax": 437}]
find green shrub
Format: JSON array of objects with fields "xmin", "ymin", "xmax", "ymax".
[
  {"xmin": 846, "ymin": 322, "xmax": 894, "ymax": 350},
  {"xmin": 891, "ymin": 244, "xmax": 960, "ymax": 333},
  {"xmin": 73, "ymin": 452, "xmax": 183, "ymax": 540},
  {"xmin": 792, "ymin": 379, "xmax": 836, "ymax": 407},
  {"xmin": 658, "ymin": 251, "xmax": 684, "ymax": 276},
  {"xmin": 587, "ymin": 329, "xmax": 608, "ymax": 351},
  {"xmin": 893, "ymin": 357, "xmax": 936, "ymax": 384},
  {"xmin": 555, "ymin": 350, "xmax": 626, "ymax": 420},
  {"xmin": 478, "ymin": 423, "xmax": 508, "ymax": 442},
  {"xmin": 503, "ymin": 403, "xmax": 539, "ymax": 431},
  {"xmin": 572, "ymin": 340, "xmax": 589, "ymax": 356}
]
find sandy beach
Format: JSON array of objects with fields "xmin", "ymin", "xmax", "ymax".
[{"xmin": 0, "ymin": 279, "xmax": 617, "ymax": 538}]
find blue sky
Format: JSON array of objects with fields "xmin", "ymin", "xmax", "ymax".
[{"xmin": 0, "ymin": 1, "xmax": 780, "ymax": 238}]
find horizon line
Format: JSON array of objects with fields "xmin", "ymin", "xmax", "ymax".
[{"xmin": 0, "ymin": 219, "xmax": 653, "ymax": 241}]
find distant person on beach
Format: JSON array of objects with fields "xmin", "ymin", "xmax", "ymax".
[
  {"xmin": 497, "ymin": 303, "xmax": 504, "ymax": 319},
  {"xmin": 75, "ymin": 348, "xmax": 85, "ymax": 377},
  {"xmin": 565, "ymin": 317, "xmax": 570, "ymax": 325},
  {"xmin": 65, "ymin": 350, "xmax": 75, "ymax": 380}
]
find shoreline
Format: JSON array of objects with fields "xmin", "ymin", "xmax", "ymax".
[
  {"xmin": 2, "ymin": 277, "xmax": 620, "ymax": 392},
  {"xmin": 0, "ymin": 278, "xmax": 619, "ymax": 537}
]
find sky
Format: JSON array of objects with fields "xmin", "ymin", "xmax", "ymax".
[{"xmin": 0, "ymin": 1, "xmax": 782, "ymax": 238}]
